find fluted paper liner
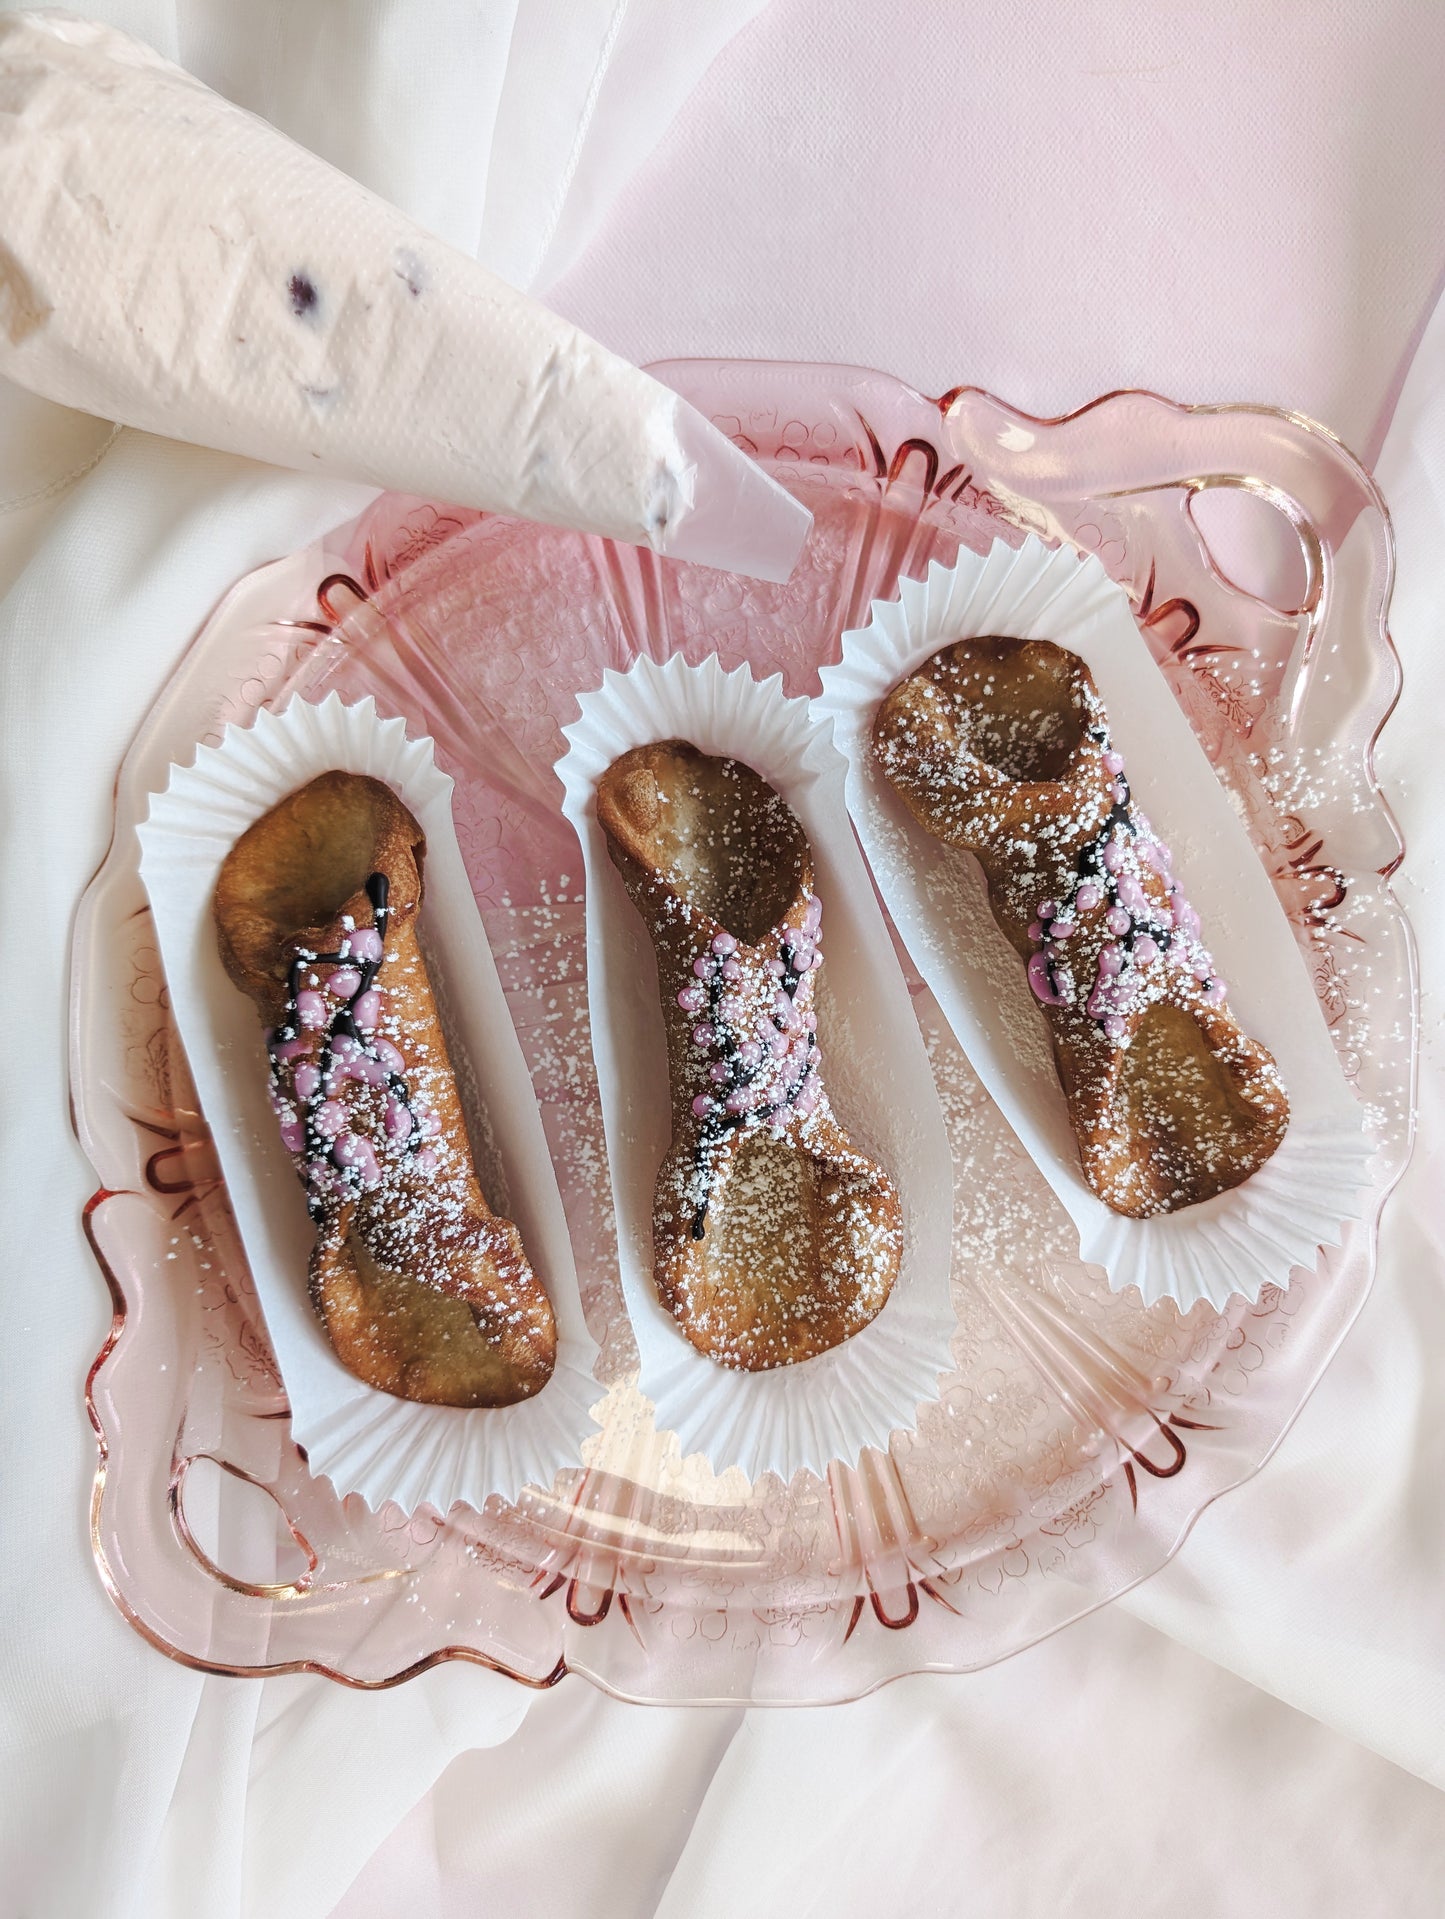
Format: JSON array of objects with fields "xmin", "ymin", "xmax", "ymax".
[
  {"xmin": 817, "ymin": 536, "xmax": 1373, "ymax": 1311},
  {"xmin": 138, "ymin": 694, "xmax": 599, "ymax": 1512},
  {"xmin": 558, "ymin": 655, "xmax": 957, "ymax": 1480}
]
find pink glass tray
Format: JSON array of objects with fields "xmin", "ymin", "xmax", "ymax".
[{"xmin": 72, "ymin": 360, "xmax": 1414, "ymax": 1705}]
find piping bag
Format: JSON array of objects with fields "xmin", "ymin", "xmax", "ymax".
[{"xmin": 0, "ymin": 12, "xmax": 810, "ymax": 582}]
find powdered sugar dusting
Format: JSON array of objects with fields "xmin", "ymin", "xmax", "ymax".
[
  {"xmin": 874, "ymin": 637, "xmax": 1290, "ymax": 1217},
  {"xmin": 600, "ymin": 744, "xmax": 904, "ymax": 1372}
]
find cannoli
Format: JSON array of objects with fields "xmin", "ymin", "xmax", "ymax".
[
  {"xmin": 596, "ymin": 741, "xmax": 903, "ymax": 1370},
  {"xmin": 214, "ymin": 770, "xmax": 557, "ymax": 1406},
  {"xmin": 873, "ymin": 638, "xmax": 1289, "ymax": 1217}
]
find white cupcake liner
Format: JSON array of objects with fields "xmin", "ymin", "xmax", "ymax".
[
  {"xmin": 557, "ymin": 653, "xmax": 957, "ymax": 1480},
  {"xmin": 816, "ymin": 535, "xmax": 1372, "ymax": 1310},
  {"xmin": 137, "ymin": 693, "xmax": 599, "ymax": 1512}
]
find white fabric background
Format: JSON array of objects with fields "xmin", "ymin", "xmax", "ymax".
[{"xmin": 4, "ymin": 3, "xmax": 1445, "ymax": 1914}]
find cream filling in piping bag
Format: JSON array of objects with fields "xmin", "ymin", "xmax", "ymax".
[{"xmin": 0, "ymin": 12, "xmax": 811, "ymax": 582}]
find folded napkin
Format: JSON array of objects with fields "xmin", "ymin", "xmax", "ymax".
[{"xmin": 0, "ymin": 11, "xmax": 809, "ymax": 581}]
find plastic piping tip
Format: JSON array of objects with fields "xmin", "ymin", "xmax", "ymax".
[{"xmin": 655, "ymin": 398, "xmax": 813, "ymax": 585}]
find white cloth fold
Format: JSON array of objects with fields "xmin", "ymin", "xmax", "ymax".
[{"xmin": 331, "ymin": 1610, "xmax": 1445, "ymax": 1919}]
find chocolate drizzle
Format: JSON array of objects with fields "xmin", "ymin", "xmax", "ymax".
[
  {"xmin": 685, "ymin": 908, "xmax": 823, "ymax": 1239},
  {"xmin": 1036, "ymin": 726, "xmax": 1134, "ymax": 1002},
  {"xmin": 267, "ymin": 871, "xmax": 436, "ymax": 1221},
  {"xmin": 1028, "ymin": 726, "xmax": 1224, "ymax": 1038}
]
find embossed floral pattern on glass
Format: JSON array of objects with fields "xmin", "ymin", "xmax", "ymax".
[{"xmin": 73, "ymin": 363, "xmax": 1413, "ymax": 1704}]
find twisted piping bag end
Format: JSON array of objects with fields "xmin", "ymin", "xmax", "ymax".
[{"xmin": 648, "ymin": 394, "xmax": 812, "ymax": 585}]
